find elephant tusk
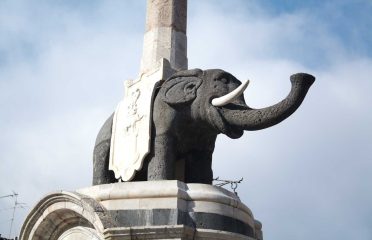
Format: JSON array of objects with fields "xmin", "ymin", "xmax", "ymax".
[{"xmin": 211, "ymin": 79, "xmax": 250, "ymax": 107}]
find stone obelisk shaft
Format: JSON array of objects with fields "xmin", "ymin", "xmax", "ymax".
[{"xmin": 140, "ymin": 0, "xmax": 188, "ymax": 74}]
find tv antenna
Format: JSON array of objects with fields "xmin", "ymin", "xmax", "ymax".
[{"xmin": 0, "ymin": 191, "xmax": 27, "ymax": 238}]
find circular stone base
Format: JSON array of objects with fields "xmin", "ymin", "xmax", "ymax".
[{"xmin": 20, "ymin": 181, "xmax": 263, "ymax": 240}]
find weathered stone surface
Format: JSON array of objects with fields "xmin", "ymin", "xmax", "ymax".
[
  {"xmin": 140, "ymin": 0, "xmax": 188, "ymax": 73},
  {"xmin": 19, "ymin": 191, "xmax": 108, "ymax": 240},
  {"xmin": 109, "ymin": 60, "xmax": 175, "ymax": 182},
  {"xmin": 58, "ymin": 226, "xmax": 101, "ymax": 240},
  {"xmin": 94, "ymin": 70, "xmax": 315, "ymax": 185},
  {"xmin": 145, "ymin": 0, "xmax": 187, "ymax": 33},
  {"xmin": 20, "ymin": 181, "xmax": 263, "ymax": 240},
  {"xmin": 141, "ymin": 27, "xmax": 187, "ymax": 73},
  {"xmin": 104, "ymin": 225, "xmax": 257, "ymax": 240},
  {"xmin": 79, "ymin": 181, "xmax": 257, "ymax": 237}
]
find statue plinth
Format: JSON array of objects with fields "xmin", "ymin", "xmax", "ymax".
[{"xmin": 20, "ymin": 181, "xmax": 263, "ymax": 240}]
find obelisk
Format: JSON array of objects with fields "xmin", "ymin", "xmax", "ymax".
[{"xmin": 140, "ymin": 0, "xmax": 188, "ymax": 73}]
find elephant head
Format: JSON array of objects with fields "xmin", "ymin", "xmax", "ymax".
[{"xmin": 156, "ymin": 68, "xmax": 315, "ymax": 139}]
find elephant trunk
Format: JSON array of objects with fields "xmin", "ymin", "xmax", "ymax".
[{"xmin": 221, "ymin": 73, "xmax": 315, "ymax": 131}]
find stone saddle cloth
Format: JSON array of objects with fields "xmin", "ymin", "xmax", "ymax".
[{"xmin": 109, "ymin": 64, "xmax": 167, "ymax": 181}]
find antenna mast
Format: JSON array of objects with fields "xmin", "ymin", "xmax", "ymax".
[{"xmin": 1, "ymin": 192, "xmax": 27, "ymax": 238}]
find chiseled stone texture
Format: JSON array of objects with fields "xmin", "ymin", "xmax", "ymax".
[
  {"xmin": 141, "ymin": 27, "xmax": 187, "ymax": 73},
  {"xmin": 145, "ymin": 0, "xmax": 187, "ymax": 33},
  {"xmin": 20, "ymin": 181, "xmax": 263, "ymax": 240},
  {"xmin": 140, "ymin": 0, "xmax": 188, "ymax": 73}
]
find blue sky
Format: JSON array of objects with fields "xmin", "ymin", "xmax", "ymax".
[{"xmin": 1, "ymin": 1, "xmax": 371, "ymax": 239}]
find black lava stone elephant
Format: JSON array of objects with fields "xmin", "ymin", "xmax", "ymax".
[{"xmin": 93, "ymin": 69, "xmax": 315, "ymax": 185}]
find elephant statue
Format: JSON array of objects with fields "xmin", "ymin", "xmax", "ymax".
[{"xmin": 93, "ymin": 69, "xmax": 315, "ymax": 185}]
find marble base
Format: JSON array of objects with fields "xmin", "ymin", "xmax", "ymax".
[{"xmin": 20, "ymin": 181, "xmax": 263, "ymax": 240}]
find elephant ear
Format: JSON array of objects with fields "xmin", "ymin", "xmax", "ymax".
[{"xmin": 160, "ymin": 76, "xmax": 202, "ymax": 106}]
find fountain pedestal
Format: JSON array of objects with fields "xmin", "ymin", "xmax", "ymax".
[{"xmin": 20, "ymin": 181, "xmax": 263, "ymax": 240}]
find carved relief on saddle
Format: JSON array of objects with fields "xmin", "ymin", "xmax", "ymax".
[{"xmin": 109, "ymin": 59, "xmax": 175, "ymax": 181}]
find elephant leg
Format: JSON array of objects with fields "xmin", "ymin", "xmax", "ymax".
[
  {"xmin": 184, "ymin": 150, "xmax": 213, "ymax": 184},
  {"xmin": 147, "ymin": 134, "xmax": 176, "ymax": 180},
  {"xmin": 93, "ymin": 140, "xmax": 116, "ymax": 185},
  {"xmin": 92, "ymin": 113, "xmax": 116, "ymax": 185}
]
